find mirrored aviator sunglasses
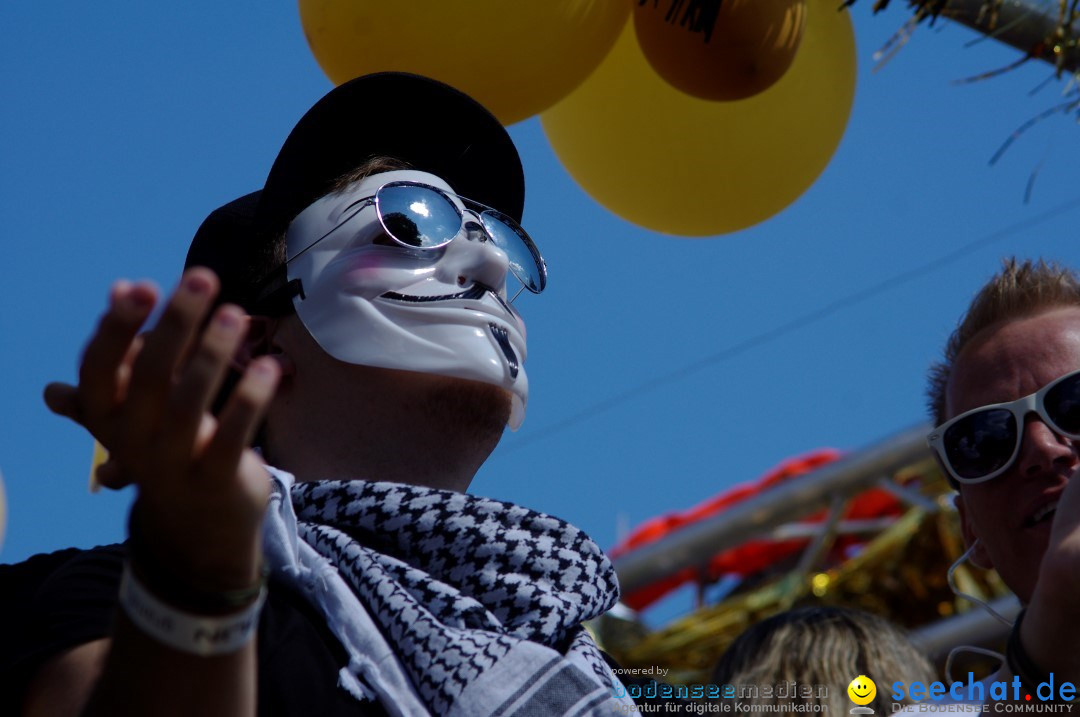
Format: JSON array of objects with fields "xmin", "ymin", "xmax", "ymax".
[
  {"xmin": 365, "ymin": 180, "xmax": 547, "ymax": 298},
  {"xmin": 927, "ymin": 368, "xmax": 1080, "ymax": 484}
]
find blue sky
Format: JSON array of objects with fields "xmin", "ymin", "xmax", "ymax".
[{"xmin": 3, "ymin": 2, "xmax": 1079, "ymax": 623}]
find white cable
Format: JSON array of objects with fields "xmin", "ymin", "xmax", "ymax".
[
  {"xmin": 945, "ymin": 645, "xmax": 1005, "ymax": 686},
  {"xmin": 947, "ymin": 541, "xmax": 1016, "ymax": 627},
  {"xmin": 942, "ymin": 539, "xmax": 1011, "ymax": 687}
]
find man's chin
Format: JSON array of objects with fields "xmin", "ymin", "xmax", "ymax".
[{"xmin": 423, "ymin": 377, "xmax": 512, "ymax": 438}]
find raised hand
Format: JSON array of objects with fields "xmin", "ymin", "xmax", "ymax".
[
  {"xmin": 1018, "ymin": 464, "xmax": 1080, "ymax": 686},
  {"xmin": 44, "ymin": 268, "xmax": 280, "ymax": 591}
]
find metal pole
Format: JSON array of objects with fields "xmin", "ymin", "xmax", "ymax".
[
  {"xmin": 941, "ymin": 0, "xmax": 1080, "ymax": 73},
  {"xmin": 613, "ymin": 424, "xmax": 934, "ymax": 596},
  {"xmin": 909, "ymin": 596, "xmax": 1021, "ymax": 662}
]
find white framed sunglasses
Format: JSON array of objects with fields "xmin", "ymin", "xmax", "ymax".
[{"xmin": 927, "ymin": 368, "xmax": 1080, "ymax": 484}]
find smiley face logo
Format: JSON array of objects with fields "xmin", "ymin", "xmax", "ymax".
[{"xmin": 848, "ymin": 675, "xmax": 877, "ymax": 706}]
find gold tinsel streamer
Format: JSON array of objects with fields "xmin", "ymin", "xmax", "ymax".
[{"xmin": 590, "ymin": 459, "xmax": 1010, "ymax": 685}]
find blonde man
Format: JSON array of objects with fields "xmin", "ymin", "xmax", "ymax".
[{"xmin": 925, "ymin": 258, "xmax": 1080, "ymax": 704}]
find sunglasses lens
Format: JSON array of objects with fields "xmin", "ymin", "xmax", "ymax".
[
  {"xmin": 479, "ymin": 211, "xmax": 547, "ymax": 294},
  {"xmin": 377, "ymin": 184, "xmax": 461, "ymax": 248},
  {"xmin": 1045, "ymin": 372, "xmax": 1080, "ymax": 435},
  {"xmin": 943, "ymin": 408, "xmax": 1017, "ymax": 481}
]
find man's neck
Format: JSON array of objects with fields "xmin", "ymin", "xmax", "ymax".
[
  {"xmin": 261, "ymin": 375, "xmax": 509, "ymax": 493},
  {"xmin": 264, "ymin": 437, "xmax": 492, "ymax": 493}
]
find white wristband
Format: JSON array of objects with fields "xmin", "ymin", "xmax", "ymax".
[{"xmin": 118, "ymin": 561, "xmax": 266, "ymax": 656}]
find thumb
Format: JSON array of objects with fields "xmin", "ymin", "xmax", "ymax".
[{"xmin": 43, "ymin": 382, "xmax": 81, "ymax": 422}]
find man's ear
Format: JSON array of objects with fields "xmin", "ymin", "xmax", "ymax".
[
  {"xmin": 236, "ymin": 315, "xmax": 295, "ymax": 376},
  {"xmin": 954, "ymin": 492, "xmax": 992, "ymax": 569}
]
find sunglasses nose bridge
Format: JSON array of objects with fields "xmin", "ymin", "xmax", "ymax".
[
  {"xmin": 1015, "ymin": 411, "xmax": 1079, "ymax": 476},
  {"xmin": 437, "ymin": 218, "xmax": 510, "ymax": 291},
  {"xmin": 462, "ymin": 217, "xmax": 489, "ymax": 243}
]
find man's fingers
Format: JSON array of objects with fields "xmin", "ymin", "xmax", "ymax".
[
  {"xmin": 124, "ymin": 269, "xmax": 220, "ymax": 447},
  {"xmin": 113, "ymin": 334, "xmax": 145, "ymax": 404},
  {"xmin": 163, "ymin": 305, "xmax": 247, "ymax": 463},
  {"xmin": 197, "ymin": 357, "xmax": 280, "ymax": 483},
  {"xmin": 77, "ymin": 281, "xmax": 157, "ymax": 423},
  {"xmin": 43, "ymin": 382, "xmax": 81, "ymax": 422},
  {"xmin": 95, "ymin": 458, "xmax": 133, "ymax": 490}
]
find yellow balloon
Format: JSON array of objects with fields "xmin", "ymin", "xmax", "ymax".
[
  {"xmin": 298, "ymin": 0, "xmax": 630, "ymax": 125},
  {"xmin": 542, "ymin": 0, "xmax": 856, "ymax": 236},
  {"xmin": 635, "ymin": 0, "xmax": 807, "ymax": 101}
]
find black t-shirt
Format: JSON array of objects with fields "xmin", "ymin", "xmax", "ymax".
[{"xmin": 0, "ymin": 544, "xmax": 387, "ymax": 716}]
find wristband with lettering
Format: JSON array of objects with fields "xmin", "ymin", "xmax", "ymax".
[
  {"xmin": 118, "ymin": 561, "xmax": 266, "ymax": 656},
  {"xmin": 127, "ymin": 508, "xmax": 267, "ymax": 614}
]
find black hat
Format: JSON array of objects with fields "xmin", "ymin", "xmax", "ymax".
[{"xmin": 185, "ymin": 72, "xmax": 524, "ymax": 309}]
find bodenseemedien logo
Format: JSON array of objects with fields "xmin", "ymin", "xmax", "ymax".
[
  {"xmin": 610, "ymin": 679, "xmax": 831, "ymax": 713},
  {"xmin": 849, "ymin": 676, "xmax": 878, "ymax": 715}
]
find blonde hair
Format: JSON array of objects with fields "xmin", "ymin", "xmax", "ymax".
[
  {"xmin": 711, "ymin": 607, "xmax": 934, "ymax": 714},
  {"xmin": 927, "ymin": 258, "xmax": 1080, "ymax": 428}
]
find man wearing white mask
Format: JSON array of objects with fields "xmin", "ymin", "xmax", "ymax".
[{"xmin": 4, "ymin": 73, "xmax": 633, "ymax": 717}]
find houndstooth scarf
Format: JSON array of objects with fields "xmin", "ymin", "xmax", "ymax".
[{"xmin": 261, "ymin": 466, "xmax": 635, "ymax": 716}]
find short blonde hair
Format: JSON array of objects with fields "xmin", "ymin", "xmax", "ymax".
[
  {"xmin": 712, "ymin": 607, "xmax": 933, "ymax": 714},
  {"xmin": 927, "ymin": 258, "xmax": 1080, "ymax": 428}
]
